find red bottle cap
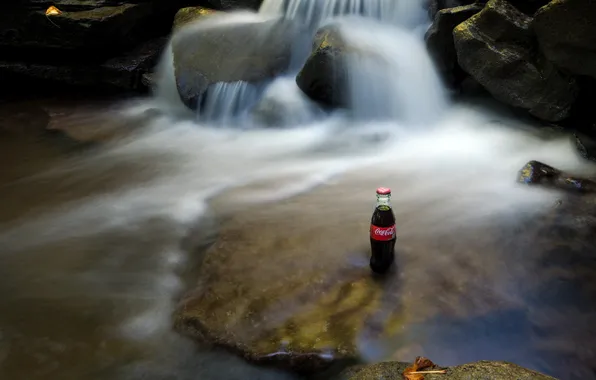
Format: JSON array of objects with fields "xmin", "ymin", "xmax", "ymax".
[{"xmin": 376, "ymin": 187, "xmax": 391, "ymax": 195}]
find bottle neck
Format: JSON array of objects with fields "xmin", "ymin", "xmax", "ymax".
[{"xmin": 376, "ymin": 194, "xmax": 391, "ymax": 207}]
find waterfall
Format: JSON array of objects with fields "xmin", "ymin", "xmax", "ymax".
[{"xmin": 155, "ymin": 0, "xmax": 439, "ymax": 127}]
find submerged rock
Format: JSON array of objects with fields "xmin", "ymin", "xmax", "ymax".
[
  {"xmin": 453, "ymin": 0, "xmax": 578, "ymax": 122},
  {"xmin": 296, "ymin": 24, "xmax": 351, "ymax": 108},
  {"xmin": 425, "ymin": 3, "xmax": 484, "ymax": 88},
  {"xmin": 533, "ymin": 0, "xmax": 596, "ymax": 81},
  {"xmin": 171, "ymin": 15, "xmax": 298, "ymax": 109},
  {"xmin": 174, "ymin": 157, "xmax": 596, "ymax": 374},
  {"xmin": 517, "ymin": 160, "xmax": 596, "ymax": 193},
  {"xmin": 338, "ymin": 360, "xmax": 555, "ymax": 379}
]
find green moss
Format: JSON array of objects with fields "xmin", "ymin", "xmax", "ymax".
[{"xmin": 173, "ymin": 6, "xmax": 217, "ymax": 32}]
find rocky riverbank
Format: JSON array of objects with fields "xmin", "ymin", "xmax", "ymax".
[
  {"xmin": 0, "ymin": 0, "xmax": 262, "ymax": 98},
  {"xmin": 4, "ymin": 0, "xmax": 596, "ymax": 143},
  {"xmin": 425, "ymin": 0, "xmax": 596, "ymax": 134}
]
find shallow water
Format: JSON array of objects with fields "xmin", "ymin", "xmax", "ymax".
[{"xmin": 0, "ymin": 95, "xmax": 595, "ymax": 380}]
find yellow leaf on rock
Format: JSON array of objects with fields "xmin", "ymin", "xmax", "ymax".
[{"xmin": 45, "ymin": 5, "xmax": 62, "ymax": 16}]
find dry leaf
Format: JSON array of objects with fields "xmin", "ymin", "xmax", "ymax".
[
  {"xmin": 403, "ymin": 366, "xmax": 424, "ymax": 380},
  {"xmin": 414, "ymin": 357, "xmax": 436, "ymax": 369},
  {"xmin": 403, "ymin": 357, "xmax": 445, "ymax": 380},
  {"xmin": 45, "ymin": 5, "xmax": 62, "ymax": 16}
]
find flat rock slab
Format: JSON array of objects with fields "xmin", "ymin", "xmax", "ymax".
[
  {"xmin": 174, "ymin": 162, "xmax": 596, "ymax": 372},
  {"xmin": 340, "ymin": 360, "xmax": 556, "ymax": 379}
]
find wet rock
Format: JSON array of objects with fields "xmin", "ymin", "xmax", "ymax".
[
  {"xmin": 174, "ymin": 174, "xmax": 549, "ymax": 372},
  {"xmin": 427, "ymin": 0, "xmax": 478, "ymax": 20},
  {"xmin": 425, "ymin": 3, "xmax": 484, "ymax": 88},
  {"xmin": 517, "ymin": 160, "xmax": 596, "ymax": 193},
  {"xmin": 338, "ymin": 360, "xmax": 555, "ymax": 379},
  {"xmin": 172, "ymin": 15, "xmax": 298, "ymax": 109},
  {"xmin": 296, "ymin": 25, "xmax": 351, "ymax": 108},
  {"xmin": 172, "ymin": 6, "xmax": 217, "ymax": 32},
  {"xmin": 574, "ymin": 133, "xmax": 596, "ymax": 163},
  {"xmin": 204, "ymin": 0, "xmax": 263, "ymax": 10},
  {"xmin": 453, "ymin": 0, "xmax": 578, "ymax": 122},
  {"xmin": 533, "ymin": 0, "xmax": 596, "ymax": 81}
]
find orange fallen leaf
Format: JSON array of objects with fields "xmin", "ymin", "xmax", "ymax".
[
  {"xmin": 403, "ymin": 357, "xmax": 445, "ymax": 380},
  {"xmin": 45, "ymin": 5, "xmax": 62, "ymax": 16}
]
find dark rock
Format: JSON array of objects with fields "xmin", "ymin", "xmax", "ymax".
[
  {"xmin": 0, "ymin": 37, "xmax": 166, "ymax": 92},
  {"xmin": 425, "ymin": 3, "xmax": 484, "ymax": 88},
  {"xmin": 453, "ymin": 0, "xmax": 578, "ymax": 122},
  {"xmin": 533, "ymin": 0, "xmax": 596, "ymax": 81},
  {"xmin": 427, "ymin": 0, "xmax": 478, "ymax": 20},
  {"xmin": 204, "ymin": 0, "xmax": 263, "ymax": 10},
  {"xmin": 507, "ymin": 0, "xmax": 550, "ymax": 15},
  {"xmin": 574, "ymin": 133, "xmax": 596, "ymax": 162},
  {"xmin": 338, "ymin": 360, "xmax": 555, "ymax": 380},
  {"xmin": 172, "ymin": 15, "xmax": 297, "ymax": 109},
  {"xmin": 0, "ymin": 2, "xmax": 170, "ymax": 61},
  {"xmin": 172, "ymin": 6, "xmax": 217, "ymax": 32},
  {"xmin": 296, "ymin": 25, "xmax": 350, "ymax": 108},
  {"xmin": 517, "ymin": 160, "xmax": 596, "ymax": 193}
]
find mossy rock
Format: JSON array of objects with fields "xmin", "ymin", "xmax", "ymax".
[
  {"xmin": 172, "ymin": 6, "xmax": 217, "ymax": 32},
  {"xmin": 425, "ymin": 3, "xmax": 484, "ymax": 88},
  {"xmin": 172, "ymin": 15, "xmax": 298, "ymax": 109},
  {"xmin": 295, "ymin": 25, "xmax": 351, "ymax": 108},
  {"xmin": 338, "ymin": 360, "xmax": 556, "ymax": 380},
  {"xmin": 453, "ymin": 0, "xmax": 578, "ymax": 122}
]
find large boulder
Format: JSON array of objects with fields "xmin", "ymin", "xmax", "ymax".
[
  {"xmin": 533, "ymin": 0, "xmax": 596, "ymax": 80},
  {"xmin": 425, "ymin": 3, "xmax": 484, "ymax": 88},
  {"xmin": 295, "ymin": 25, "xmax": 351, "ymax": 107},
  {"xmin": 171, "ymin": 14, "xmax": 298, "ymax": 109},
  {"xmin": 338, "ymin": 360, "xmax": 555, "ymax": 380},
  {"xmin": 453, "ymin": 0, "xmax": 578, "ymax": 122}
]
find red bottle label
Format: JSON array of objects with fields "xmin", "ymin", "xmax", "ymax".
[{"xmin": 370, "ymin": 224, "xmax": 396, "ymax": 241}]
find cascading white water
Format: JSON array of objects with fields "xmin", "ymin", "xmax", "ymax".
[
  {"xmin": 162, "ymin": 0, "xmax": 432, "ymax": 125},
  {"xmin": 259, "ymin": 0, "xmax": 428, "ymax": 30},
  {"xmin": 336, "ymin": 19, "xmax": 447, "ymax": 124}
]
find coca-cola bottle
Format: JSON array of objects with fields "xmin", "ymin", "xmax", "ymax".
[{"xmin": 369, "ymin": 187, "xmax": 396, "ymax": 274}]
